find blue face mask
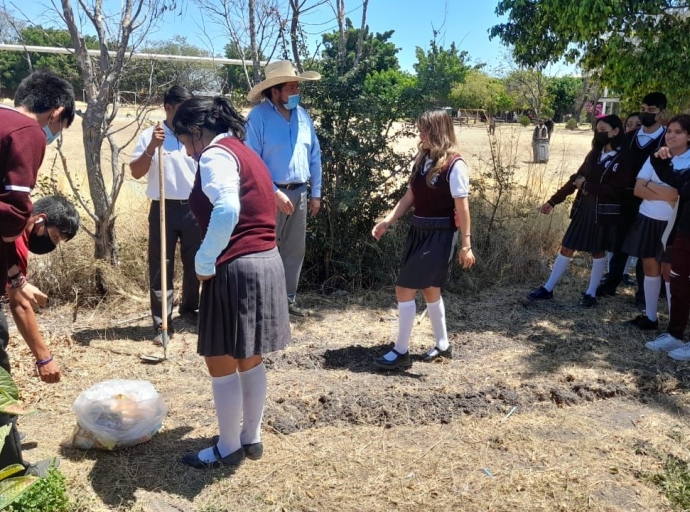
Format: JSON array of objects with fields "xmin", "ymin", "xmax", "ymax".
[
  {"xmin": 283, "ymin": 94, "xmax": 300, "ymax": 110},
  {"xmin": 43, "ymin": 124, "xmax": 60, "ymax": 145}
]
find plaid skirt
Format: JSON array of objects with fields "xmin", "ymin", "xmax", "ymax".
[{"xmin": 197, "ymin": 247, "xmax": 291, "ymax": 358}]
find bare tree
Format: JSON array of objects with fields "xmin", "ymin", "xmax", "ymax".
[
  {"xmin": 52, "ymin": 0, "xmax": 173, "ymax": 274},
  {"xmin": 195, "ymin": 0, "xmax": 282, "ymax": 90},
  {"xmin": 353, "ymin": 0, "xmax": 368, "ymax": 66},
  {"xmin": 286, "ymin": 0, "xmax": 328, "ymax": 72}
]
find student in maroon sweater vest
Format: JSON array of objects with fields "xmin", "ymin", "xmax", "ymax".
[
  {"xmin": 0, "ymin": 71, "xmax": 75, "ymax": 477},
  {"xmin": 172, "ymin": 96, "xmax": 290, "ymax": 469},
  {"xmin": 372, "ymin": 110, "xmax": 475, "ymax": 371}
]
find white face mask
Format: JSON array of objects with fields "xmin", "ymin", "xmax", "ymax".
[{"xmin": 43, "ymin": 124, "xmax": 60, "ymax": 145}]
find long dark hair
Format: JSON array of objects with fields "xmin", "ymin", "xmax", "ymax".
[
  {"xmin": 172, "ymin": 96, "xmax": 246, "ymax": 141},
  {"xmin": 594, "ymin": 114, "xmax": 625, "ymax": 151}
]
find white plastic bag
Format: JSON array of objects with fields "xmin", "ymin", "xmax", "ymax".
[{"xmin": 69, "ymin": 380, "xmax": 167, "ymax": 450}]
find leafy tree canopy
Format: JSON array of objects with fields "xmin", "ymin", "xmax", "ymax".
[
  {"xmin": 490, "ymin": 0, "xmax": 690, "ymax": 110},
  {"xmin": 413, "ymin": 39, "xmax": 470, "ymax": 108},
  {"xmin": 449, "ymin": 69, "xmax": 514, "ymax": 114}
]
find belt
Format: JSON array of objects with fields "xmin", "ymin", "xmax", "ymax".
[
  {"xmin": 408, "ymin": 216, "xmax": 455, "ymax": 230},
  {"xmin": 275, "ymin": 182, "xmax": 306, "ymax": 191},
  {"xmin": 152, "ymin": 199, "xmax": 189, "ymax": 205}
]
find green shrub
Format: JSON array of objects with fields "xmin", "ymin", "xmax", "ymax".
[
  {"xmin": 566, "ymin": 118, "xmax": 579, "ymax": 130},
  {"xmin": 7, "ymin": 466, "xmax": 70, "ymax": 512},
  {"xmin": 519, "ymin": 115, "xmax": 531, "ymax": 127}
]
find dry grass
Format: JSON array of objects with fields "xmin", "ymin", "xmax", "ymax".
[{"xmin": 5, "ymin": 113, "xmax": 690, "ymax": 511}]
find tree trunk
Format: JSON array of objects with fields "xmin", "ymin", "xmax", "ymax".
[
  {"xmin": 82, "ymin": 104, "xmax": 118, "ymax": 266},
  {"xmin": 336, "ymin": 0, "xmax": 346, "ymax": 74},
  {"xmin": 289, "ymin": 0, "xmax": 303, "ymax": 71},
  {"xmin": 354, "ymin": 0, "xmax": 368, "ymax": 67},
  {"xmin": 248, "ymin": 0, "xmax": 260, "ymax": 84}
]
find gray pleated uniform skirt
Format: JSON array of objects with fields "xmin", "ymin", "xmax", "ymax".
[
  {"xmin": 197, "ymin": 247, "xmax": 291, "ymax": 358},
  {"xmin": 561, "ymin": 194, "xmax": 617, "ymax": 253},
  {"xmin": 396, "ymin": 226, "xmax": 458, "ymax": 289},
  {"xmin": 622, "ymin": 213, "xmax": 668, "ymax": 260}
]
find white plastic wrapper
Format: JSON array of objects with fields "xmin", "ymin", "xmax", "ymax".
[{"xmin": 68, "ymin": 380, "xmax": 167, "ymax": 450}]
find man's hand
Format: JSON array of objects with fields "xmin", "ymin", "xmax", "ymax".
[
  {"xmin": 309, "ymin": 197, "xmax": 321, "ymax": 216},
  {"xmin": 147, "ymin": 124, "xmax": 165, "ymax": 153},
  {"xmin": 276, "ymin": 191, "xmax": 294, "ymax": 215},
  {"xmin": 196, "ymin": 273, "xmax": 214, "ymax": 282},
  {"xmin": 37, "ymin": 359, "xmax": 60, "ymax": 383},
  {"xmin": 13, "ymin": 283, "xmax": 48, "ymax": 309}
]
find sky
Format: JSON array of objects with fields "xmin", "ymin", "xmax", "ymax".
[{"xmin": 16, "ymin": 0, "xmax": 578, "ymax": 77}]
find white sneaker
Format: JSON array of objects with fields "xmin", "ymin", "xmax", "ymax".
[
  {"xmin": 668, "ymin": 343, "xmax": 690, "ymax": 361},
  {"xmin": 645, "ymin": 333, "xmax": 685, "ymax": 352}
]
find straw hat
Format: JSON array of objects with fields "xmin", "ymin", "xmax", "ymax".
[{"xmin": 247, "ymin": 60, "xmax": 321, "ymax": 102}]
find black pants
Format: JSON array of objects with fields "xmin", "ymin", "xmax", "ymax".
[
  {"xmin": 148, "ymin": 201, "xmax": 201, "ymax": 331},
  {"xmin": 0, "ymin": 309, "xmax": 27, "ymax": 471}
]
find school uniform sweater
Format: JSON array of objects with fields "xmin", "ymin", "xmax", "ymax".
[
  {"xmin": 410, "ymin": 154, "xmax": 467, "ymax": 223},
  {"xmin": 188, "ymin": 136, "xmax": 276, "ymax": 268},
  {"xmin": 547, "ymin": 148, "xmax": 630, "ymax": 226},
  {"xmin": 650, "ymin": 153, "xmax": 690, "ymax": 238}
]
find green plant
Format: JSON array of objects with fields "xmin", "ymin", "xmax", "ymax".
[
  {"xmin": 566, "ymin": 118, "xmax": 579, "ymax": 130},
  {"xmin": 647, "ymin": 454, "xmax": 690, "ymax": 510},
  {"xmin": 7, "ymin": 466, "xmax": 69, "ymax": 512},
  {"xmin": 519, "ymin": 115, "xmax": 531, "ymax": 127}
]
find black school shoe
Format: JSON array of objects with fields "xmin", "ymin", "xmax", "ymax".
[
  {"xmin": 526, "ymin": 286, "xmax": 553, "ymax": 301},
  {"xmin": 625, "ymin": 314, "xmax": 659, "ymax": 331},
  {"xmin": 374, "ymin": 349, "xmax": 412, "ymax": 370},
  {"xmin": 211, "ymin": 435, "xmax": 263, "ymax": 460},
  {"xmin": 182, "ymin": 445, "xmax": 245, "ymax": 470},
  {"xmin": 595, "ymin": 284, "xmax": 616, "ymax": 298},
  {"xmin": 578, "ymin": 294, "xmax": 597, "ymax": 308},
  {"xmin": 421, "ymin": 345, "xmax": 453, "ymax": 362}
]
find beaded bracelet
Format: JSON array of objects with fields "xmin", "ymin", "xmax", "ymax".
[{"xmin": 36, "ymin": 357, "xmax": 53, "ymax": 368}]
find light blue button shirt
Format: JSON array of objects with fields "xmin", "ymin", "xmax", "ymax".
[{"xmin": 245, "ymin": 100, "xmax": 322, "ymax": 198}]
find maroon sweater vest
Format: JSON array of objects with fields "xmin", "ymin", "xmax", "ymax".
[
  {"xmin": 410, "ymin": 154, "xmax": 463, "ymax": 220},
  {"xmin": 188, "ymin": 137, "xmax": 276, "ymax": 267}
]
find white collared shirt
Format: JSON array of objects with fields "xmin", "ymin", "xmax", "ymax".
[
  {"xmin": 638, "ymin": 148, "xmax": 690, "ymax": 221},
  {"xmin": 131, "ymin": 122, "xmax": 197, "ymax": 200},
  {"xmin": 636, "ymin": 125, "xmax": 665, "ymax": 146}
]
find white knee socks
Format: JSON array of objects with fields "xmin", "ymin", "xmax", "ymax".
[
  {"xmin": 544, "ymin": 254, "xmax": 572, "ymax": 292},
  {"xmin": 383, "ymin": 300, "xmax": 416, "ymax": 361},
  {"xmin": 427, "ymin": 298, "xmax": 449, "ymax": 351},
  {"xmin": 587, "ymin": 257, "xmax": 607, "ymax": 297},
  {"xmin": 239, "ymin": 363, "xmax": 267, "ymax": 445},
  {"xmin": 644, "ymin": 276, "xmax": 662, "ymax": 322},
  {"xmin": 199, "ymin": 372, "xmax": 242, "ymax": 463}
]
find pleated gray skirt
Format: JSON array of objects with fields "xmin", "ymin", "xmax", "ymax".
[
  {"xmin": 622, "ymin": 213, "xmax": 668, "ymax": 260},
  {"xmin": 197, "ymin": 247, "xmax": 291, "ymax": 358},
  {"xmin": 396, "ymin": 226, "xmax": 458, "ymax": 289},
  {"xmin": 562, "ymin": 194, "xmax": 617, "ymax": 253}
]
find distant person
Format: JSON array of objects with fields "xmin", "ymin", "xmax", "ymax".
[
  {"xmin": 172, "ymin": 97, "xmax": 290, "ymax": 469},
  {"xmin": 545, "ymin": 118, "xmax": 554, "ymax": 139},
  {"xmin": 597, "ymin": 93, "xmax": 668, "ymax": 309},
  {"xmin": 645, "ymin": 124, "xmax": 690, "ymax": 359},
  {"xmin": 527, "ymin": 115, "xmax": 629, "ymax": 307},
  {"xmin": 621, "ymin": 113, "xmax": 690, "ymax": 331},
  {"xmin": 371, "ymin": 109, "xmax": 475, "ymax": 371},
  {"xmin": 130, "ymin": 86, "xmax": 201, "ymax": 344},
  {"xmin": 246, "ymin": 60, "xmax": 322, "ymax": 317},
  {"xmin": 1, "ymin": 196, "xmax": 79, "ymax": 476},
  {"xmin": 488, "ymin": 115, "xmax": 496, "ymax": 135}
]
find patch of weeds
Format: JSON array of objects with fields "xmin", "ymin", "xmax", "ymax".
[
  {"xmin": 7, "ymin": 466, "xmax": 70, "ymax": 512},
  {"xmin": 646, "ymin": 454, "xmax": 690, "ymax": 510}
]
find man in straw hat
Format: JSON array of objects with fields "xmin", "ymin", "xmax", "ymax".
[{"xmin": 246, "ymin": 60, "xmax": 322, "ymax": 317}]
